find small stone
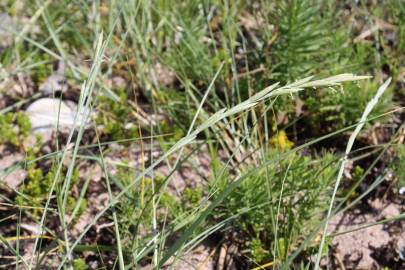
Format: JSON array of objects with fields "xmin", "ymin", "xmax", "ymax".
[
  {"xmin": 39, "ymin": 61, "xmax": 67, "ymax": 94},
  {"xmin": 0, "ymin": 152, "xmax": 26, "ymax": 189},
  {"xmin": 112, "ymin": 76, "xmax": 126, "ymax": 89},
  {"xmin": 153, "ymin": 63, "xmax": 177, "ymax": 86},
  {"xmin": 39, "ymin": 73, "xmax": 66, "ymax": 94},
  {"xmin": 25, "ymin": 98, "xmax": 91, "ymax": 134},
  {"xmin": 3, "ymin": 169, "xmax": 27, "ymax": 189},
  {"xmin": 21, "ymin": 223, "xmax": 44, "ymax": 235}
]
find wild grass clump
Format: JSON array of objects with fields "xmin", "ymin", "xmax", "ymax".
[{"xmin": 0, "ymin": 1, "xmax": 403, "ymax": 269}]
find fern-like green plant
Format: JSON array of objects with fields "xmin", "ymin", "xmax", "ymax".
[
  {"xmin": 211, "ymin": 150, "xmax": 338, "ymax": 265},
  {"xmin": 266, "ymin": 0, "xmax": 331, "ymax": 82}
]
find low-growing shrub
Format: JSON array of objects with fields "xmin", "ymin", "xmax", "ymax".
[
  {"xmin": 95, "ymin": 87, "xmax": 138, "ymax": 141},
  {"xmin": 0, "ymin": 112, "xmax": 31, "ymax": 147},
  {"xmin": 211, "ymin": 150, "xmax": 338, "ymax": 265},
  {"xmin": 15, "ymin": 155, "xmax": 85, "ymax": 218}
]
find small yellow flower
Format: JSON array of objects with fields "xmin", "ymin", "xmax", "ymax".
[{"xmin": 269, "ymin": 130, "xmax": 294, "ymax": 150}]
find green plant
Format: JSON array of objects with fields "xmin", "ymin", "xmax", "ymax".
[
  {"xmin": 73, "ymin": 258, "xmax": 88, "ymax": 270},
  {"xmin": 30, "ymin": 52, "xmax": 54, "ymax": 84},
  {"xmin": 305, "ymin": 80, "xmax": 395, "ymax": 132},
  {"xmin": 250, "ymin": 237, "xmax": 268, "ymax": 263},
  {"xmin": 0, "ymin": 112, "xmax": 18, "ymax": 146},
  {"xmin": 265, "ymin": 0, "xmax": 331, "ymax": 83},
  {"xmin": 154, "ymin": 89, "xmax": 191, "ymax": 137},
  {"xmin": 0, "ymin": 112, "xmax": 31, "ymax": 147},
  {"xmin": 95, "ymin": 87, "xmax": 138, "ymax": 141},
  {"xmin": 255, "ymin": 0, "xmax": 397, "ymax": 134},
  {"xmin": 392, "ymin": 144, "xmax": 405, "ymax": 192},
  {"xmin": 114, "ymin": 164, "xmax": 206, "ymax": 256},
  {"xmin": 211, "ymin": 150, "xmax": 338, "ymax": 265},
  {"xmin": 15, "ymin": 154, "xmax": 82, "ymax": 217},
  {"xmin": 183, "ymin": 187, "xmax": 203, "ymax": 207}
]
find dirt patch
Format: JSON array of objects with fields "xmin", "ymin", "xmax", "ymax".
[
  {"xmin": 162, "ymin": 244, "xmax": 217, "ymax": 270},
  {"xmin": 0, "ymin": 148, "xmax": 26, "ymax": 190},
  {"xmin": 329, "ymin": 199, "xmax": 405, "ymax": 269}
]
